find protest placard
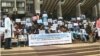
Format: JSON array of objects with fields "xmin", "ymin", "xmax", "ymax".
[
  {"xmin": 37, "ymin": 19, "xmax": 43, "ymax": 24},
  {"xmin": 16, "ymin": 19, "xmax": 21, "ymax": 22},
  {"xmin": 48, "ymin": 19, "xmax": 52, "ymax": 23}
]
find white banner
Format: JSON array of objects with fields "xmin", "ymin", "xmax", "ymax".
[{"xmin": 29, "ymin": 33, "xmax": 72, "ymax": 46}]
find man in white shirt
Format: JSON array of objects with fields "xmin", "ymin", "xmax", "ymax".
[
  {"xmin": 4, "ymin": 15, "xmax": 12, "ymax": 49},
  {"xmin": 80, "ymin": 28, "xmax": 88, "ymax": 42}
]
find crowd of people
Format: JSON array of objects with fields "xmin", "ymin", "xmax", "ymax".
[{"xmin": 0, "ymin": 12, "xmax": 100, "ymax": 49}]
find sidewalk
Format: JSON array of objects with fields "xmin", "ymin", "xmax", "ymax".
[
  {"xmin": 1, "ymin": 41, "xmax": 100, "ymax": 56},
  {"xmin": 1, "ymin": 41, "xmax": 100, "ymax": 52}
]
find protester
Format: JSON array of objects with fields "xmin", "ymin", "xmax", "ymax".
[
  {"xmin": 1, "ymin": 12, "xmax": 100, "ymax": 49},
  {"xmin": 67, "ymin": 22, "xmax": 73, "ymax": 31},
  {"xmin": 4, "ymin": 15, "xmax": 12, "ymax": 49},
  {"xmin": 73, "ymin": 21, "xmax": 80, "ymax": 38},
  {"xmin": 80, "ymin": 26, "xmax": 88, "ymax": 42},
  {"xmin": 58, "ymin": 25, "xmax": 67, "ymax": 33},
  {"xmin": 96, "ymin": 17, "xmax": 100, "ymax": 39},
  {"xmin": 42, "ymin": 11, "xmax": 48, "ymax": 22},
  {"xmin": 86, "ymin": 21, "xmax": 94, "ymax": 42},
  {"xmin": 38, "ymin": 25, "xmax": 45, "ymax": 34}
]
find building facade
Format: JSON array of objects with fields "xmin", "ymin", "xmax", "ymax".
[
  {"xmin": 1, "ymin": 0, "xmax": 100, "ymax": 19},
  {"xmin": 1, "ymin": 0, "xmax": 26, "ymax": 15}
]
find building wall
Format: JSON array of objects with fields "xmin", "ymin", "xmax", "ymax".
[
  {"xmin": 26, "ymin": 0, "xmax": 34, "ymax": 16},
  {"xmin": 1, "ymin": 0, "xmax": 26, "ymax": 15}
]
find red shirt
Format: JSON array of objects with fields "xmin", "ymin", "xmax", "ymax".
[
  {"xmin": 32, "ymin": 16, "xmax": 37, "ymax": 21},
  {"xmin": 96, "ymin": 19, "xmax": 100, "ymax": 28}
]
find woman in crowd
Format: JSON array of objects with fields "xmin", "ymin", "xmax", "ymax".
[{"xmin": 96, "ymin": 17, "xmax": 100, "ymax": 40}]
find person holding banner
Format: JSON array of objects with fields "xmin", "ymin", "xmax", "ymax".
[
  {"xmin": 38, "ymin": 25, "xmax": 45, "ymax": 34},
  {"xmin": 58, "ymin": 26, "xmax": 67, "ymax": 33}
]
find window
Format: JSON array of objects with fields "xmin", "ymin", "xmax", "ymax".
[
  {"xmin": 2, "ymin": 2, "xmax": 12, "ymax": 7},
  {"xmin": 18, "ymin": 8, "xmax": 24, "ymax": 11},
  {"xmin": 17, "ymin": 2, "xmax": 25, "ymax": 7},
  {"xmin": 2, "ymin": 2, "xmax": 6, "ymax": 7},
  {"xmin": 27, "ymin": 4, "xmax": 34, "ymax": 13}
]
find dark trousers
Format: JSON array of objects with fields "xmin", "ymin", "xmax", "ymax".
[{"xmin": 4, "ymin": 38, "xmax": 11, "ymax": 49}]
